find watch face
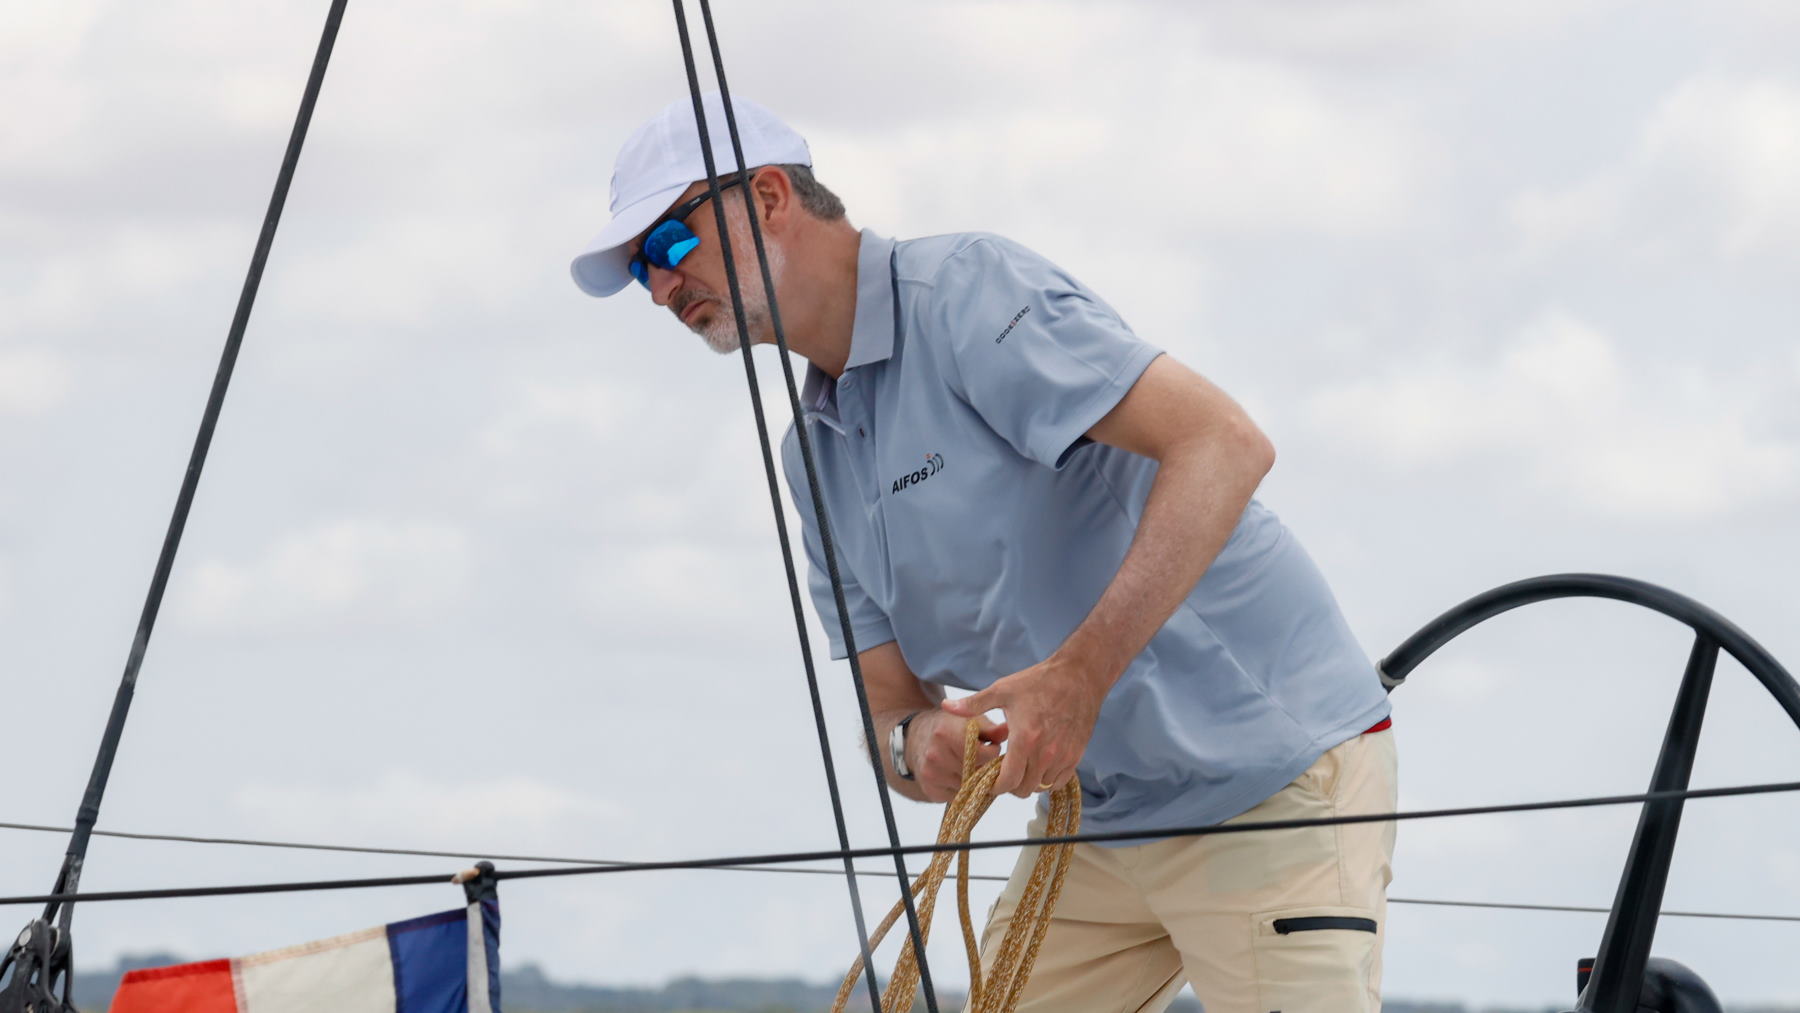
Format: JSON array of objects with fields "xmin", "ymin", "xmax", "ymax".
[{"xmin": 890, "ymin": 725, "xmax": 908, "ymax": 776}]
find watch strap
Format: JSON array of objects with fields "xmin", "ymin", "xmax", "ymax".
[{"xmin": 891, "ymin": 710, "xmax": 924, "ymax": 781}]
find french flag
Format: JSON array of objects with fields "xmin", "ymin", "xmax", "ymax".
[{"xmin": 108, "ymin": 882, "xmax": 500, "ymax": 1013}]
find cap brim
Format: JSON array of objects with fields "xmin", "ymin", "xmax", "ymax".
[{"xmin": 569, "ymin": 181, "xmax": 691, "ymax": 297}]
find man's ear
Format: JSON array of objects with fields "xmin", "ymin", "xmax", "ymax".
[{"xmin": 752, "ymin": 165, "xmax": 795, "ymax": 231}]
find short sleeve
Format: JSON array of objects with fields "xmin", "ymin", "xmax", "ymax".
[
  {"xmin": 781, "ymin": 430, "xmax": 896, "ymax": 660},
  {"xmin": 927, "ymin": 237, "xmax": 1162, "ymax": 469}
]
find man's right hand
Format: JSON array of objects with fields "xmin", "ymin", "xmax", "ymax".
[{"xmin": 906, "ymin": 707, "xmax": 1008, "ymax": 803}]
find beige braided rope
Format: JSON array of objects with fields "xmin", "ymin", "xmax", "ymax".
[{"xmin": 831, "ymin": 720, "xmax": 1082, "ymax": 1013}]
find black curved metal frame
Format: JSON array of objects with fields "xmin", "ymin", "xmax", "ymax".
[{"xmin": 1381, "ymin": 573, "xmax": 1799, "ymax": 1013}]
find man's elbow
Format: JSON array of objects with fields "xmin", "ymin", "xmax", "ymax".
[
  {"xmin": 1243, "ymin": 420, "xmax": 1276, "ymax": 479},
  {"xmin": 1165, "ymin": 416, "xmax": 1272, "ymax": 494},
  {"xmin": 1206, "ymin": 411, "xmax": 1274, "ymax": 486}
]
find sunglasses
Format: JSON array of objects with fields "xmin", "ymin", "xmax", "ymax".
[{"xmin": 627, "ymin": 175, "xmax": 748, "ymax": 289}]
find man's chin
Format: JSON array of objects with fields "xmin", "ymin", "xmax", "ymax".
[{"xmin": 699, "ymin": 324, "xmax": 742, "ymax": 355}]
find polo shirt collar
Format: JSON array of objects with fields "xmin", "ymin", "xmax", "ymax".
[
  {"xmin": 846, "ymin": 228, "xmax": 897, "ymax": 369},
  {"xmin": 801, "ymin": 229, "xmax": 898, "ymax": 423}
]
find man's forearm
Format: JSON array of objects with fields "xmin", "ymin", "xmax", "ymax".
[{"xmin": 1055, "ymin": 426, "xmax": 1274, "ymax": 686}]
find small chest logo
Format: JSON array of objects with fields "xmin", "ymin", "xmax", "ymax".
[{"xmin": 890, "ymin": 452, "xmax": 946, "ymax": 495}]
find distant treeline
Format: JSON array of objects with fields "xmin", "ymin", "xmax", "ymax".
[{"xmin": 71, "ymin": 955, "xmax": 1784, "ymax": 1013}]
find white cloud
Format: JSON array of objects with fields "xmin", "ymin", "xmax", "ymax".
[
  {"xmin": 232, "ymin": 768, "xmax": 617, "ymax": 844},
  {"xmin": 1193, "ymin": 0, "xmax": 1626, "ymax": 63},
  {"xmin": 791, "ymin": 3, "xmax": 1432, "ymax": 242},
  {"xmin": 478, "ymin": 378, "xmax": 642, "ymax": 455},
  {"xmin": 473, "ymin": 370, "xmax": 776, "ymax": 539},
  {"xmin": 1647, "ymin": 75, "xmax": 1800, "ymax": 255},
  {"xmin": 580, "ymin": 540, "xmax": 726, "ymax": 617},
  {"xmin": 0, "ymin": 223, "xmax": 243, "ymax": 339},
  {"xmin": 1153, "ymin": 61, "xmax": 1427, "ymax": 236},
  {"xmin": 1513, "ymin": 72, "xmax": 1800, "ymax": 261},
  {"xmin": 175, "ymin": 518, "xmax": 473, "ymax": 631},
  {"xmin": 575, "ymin": 536, "xmax": 784, "ymax": 651},
  {"xmin": 0, "ymin": 346, "xmax": 73, "ymax": 415},
  {"xmin": 1307, "ymin": 308, "xmax": 1800, "ymax": 520},
  {"xmin": 0, "ymin": 2, "xmax": 103, "ymax": 171}
]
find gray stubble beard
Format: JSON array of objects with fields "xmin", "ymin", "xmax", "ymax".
[{"xmin": 697, "ymin": 219, "xmax": 785, "ymax": 356}]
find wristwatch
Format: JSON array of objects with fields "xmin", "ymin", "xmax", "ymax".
[{"xmin": 890, "ymin": 710, "xmax": 924, "ymax": 781}]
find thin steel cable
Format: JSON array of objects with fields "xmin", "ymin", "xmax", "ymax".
[
  {"xmin": 3, "ymin": 820, "xmax": 1795, "ymax": 924},
  {"xmin": 684, "ymin": 1, "xmax": 943, "ymax": 1007},
  {"xmin": 38, "ymin": 0, "xmax": 349, "ymax": 931},
  {"xmin": 5, "ymin": 778, "xmax": 1798, "ymax": 908},
  {"xmin": 683, "ymin": 2, "xmax": 939, "ymax": 1009},
  {"xmin": 663, "ymin": 3, "xmax": 887, "ymax": 1009},
  {"xmin": 1384, "ymin": 897, "xmax": 1800, "ymax": 923}
]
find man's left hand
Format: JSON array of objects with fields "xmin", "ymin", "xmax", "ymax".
[{"xmin": 940, "ymin": 655, "xmax": 1108, "ymax": 798}]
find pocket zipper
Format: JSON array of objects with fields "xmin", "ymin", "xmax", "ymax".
[{"xmin": 1271, "ymin": 916, "xmax": 1377, "ymax": 934}]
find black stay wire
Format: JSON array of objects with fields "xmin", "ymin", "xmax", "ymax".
[
  {"xmin": 5, "ymin": 778, "xmax": 1799, "ymax": 908},
  {"xmin": 698, "ymin": 11, "xmax": 949, "ymax": 1013},
  {"xmin": 664, "ymin": 3, "xmax": 896, "ymax": 1010},
  {"xmin": 36, "ymin": 0, "xmax": 349, "ymax": 934},
  {"xmin": 4, "ymin": 817, "xmax": 1799, "ymax": 924},
  {"xmin": 669, "ymin": 1, "xmax": 944, "ymax": 1008}
]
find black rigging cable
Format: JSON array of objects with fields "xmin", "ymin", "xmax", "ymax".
[
  {"xmin": 4, "ymin": 818, "xmax": 1797, "ymax": 924},
  {"xmin": 5, "ymin": 778, "xmax": 1797, "ymax": 908},
  {"xmin": 667, "ymin": 1, "xmax": 937, "ymax": 1008},
  {"xmin": 34, "ymin": 0, "xmax": 349, "ymax": 936},
  {"xmin": 661, "ymin": 3, "xmax": 885, "ymax": 1010}
]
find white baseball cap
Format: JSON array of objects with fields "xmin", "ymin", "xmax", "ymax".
[{"xmin": 570, "ymin": 92, "xmax": 812, "ymax": 297}]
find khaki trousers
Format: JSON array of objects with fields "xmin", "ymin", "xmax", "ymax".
[{"xmin": 970, "ymin": 729, "xmax": 1398, "ymax": 1013}]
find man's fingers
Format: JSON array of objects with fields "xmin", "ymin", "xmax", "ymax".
[
  {"xmin": 992, "ymin": 745, "xmax": 1028, "ymax": 797},
  {"xmin": 1001, "ymin": 742, "xmax": 1049, "ymax": 800},
  {"xmin": 977, "ymin": 715, "xmax": 1009, "ymax": 743},
  {"xmin": 942, "ymin": 687, "xmax": 1005, "ymax": 719},
  {"xmin": 1011, "ymin": 758, "xmax": 1044, "ymax": 799},
  {"xmin": 1033, "ymin": 748, "xmax": 1067, "ymax": 790}
]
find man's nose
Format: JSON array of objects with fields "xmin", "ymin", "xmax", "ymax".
[{"xmin": 648, "ymin": 265, "xmax": 682, "ymax": 306}]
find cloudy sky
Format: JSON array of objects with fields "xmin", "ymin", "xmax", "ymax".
[{"xmin": 3, "ymin": 0, "xmax": 1799, "ymax": 1007}]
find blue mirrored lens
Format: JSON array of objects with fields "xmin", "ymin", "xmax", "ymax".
[
  {"xmin": 664, "ymin": 235, "xmax": 700, "ymax": 266},
  {"xmin": 628, "ymin": 257, "xmax": 650, "ymax": 288},
  {"xmin": 643, "ymin": 220, "xmax": 700, "ymax": 270}
]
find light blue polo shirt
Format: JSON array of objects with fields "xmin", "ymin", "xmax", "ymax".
[{"xmin": 779, "ymin": 229, "xmax": 1390, "ymax": 841}]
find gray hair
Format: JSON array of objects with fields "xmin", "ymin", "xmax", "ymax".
[{"xmin": 772, "ymin": 163, "xmax": 846, "ymax": 220}]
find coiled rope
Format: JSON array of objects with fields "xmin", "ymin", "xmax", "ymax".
[{"xmin": 833, "ymin": 721, "xmax": 1082, "ymax": 1013}]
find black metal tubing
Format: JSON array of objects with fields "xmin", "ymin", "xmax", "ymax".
[
  {"xmin": 1579, "ymin": 635, "xmax": 1717, "ymax": 1013},
  {"xmin": 1381, "ymin": 573, "xmax": 1799, "ymax": 1013},
  {"xmin": 32, "ymin": 0, "xmax": 350, "ymax": 942},
  {"xmin": 1381, "ymin": 573, "xmax": 1800, "ymax": 727}
]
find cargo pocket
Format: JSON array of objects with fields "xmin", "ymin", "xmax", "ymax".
[{"xmin": 1251, "ymin": 905, "xmax": 1378, "ymax": 1012}]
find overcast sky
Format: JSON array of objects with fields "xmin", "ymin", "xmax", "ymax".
[{"xmin": 3, "ymin": 1, "xmax": 1799, "ymax": 1008}]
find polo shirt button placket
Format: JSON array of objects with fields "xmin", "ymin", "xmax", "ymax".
[{"xmin": 837, "ymin": 377, "xmax": 881, "ymax": 508}]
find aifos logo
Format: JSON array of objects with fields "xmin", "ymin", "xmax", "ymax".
[{"xmin": 890, "ymin": 452, "xmax": 946, "ymax": 495}]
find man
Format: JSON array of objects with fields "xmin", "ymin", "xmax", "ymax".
[{"xmin": 573, "ymin": 93, "xmax": 1398, "ymax": 1013}]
